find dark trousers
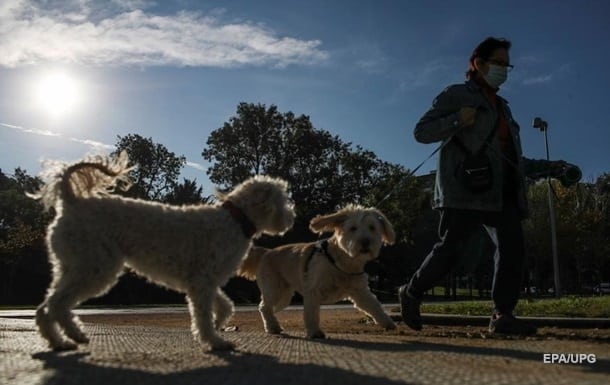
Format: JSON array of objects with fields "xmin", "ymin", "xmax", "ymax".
[{"xmin": 407, "ymin": 195, "xmax": 525, "ymax": 314}]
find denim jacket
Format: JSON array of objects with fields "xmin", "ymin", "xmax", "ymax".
[{"xmin": 414, "ymin": 79, "xmax": 548, "ymax": 218}]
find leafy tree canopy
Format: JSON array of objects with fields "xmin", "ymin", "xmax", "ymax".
[
  {"xmin": 112, "ymin": 134, "xmax": 187, "ymax": 202},
  {"xmin": 202, "ymin": 102, "xmax": 425, "ymax": 242}
]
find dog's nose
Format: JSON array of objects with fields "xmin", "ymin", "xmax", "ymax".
[{"xmin": 361, "ymin": 238, "xmax": 371, "ymax": 250}]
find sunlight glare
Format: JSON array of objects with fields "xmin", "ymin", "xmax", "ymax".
[{"xmin": 34, "ymin": 71, "xmax": 82, "ymax": 118}]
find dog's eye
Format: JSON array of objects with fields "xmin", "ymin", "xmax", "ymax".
[
  {"xmin": 349, "ymin": 226, "xmax": 357, "ymax": 232},
  {"xmin": 369, "ymin": 225, "xmax": 376, "ymax": 232}
]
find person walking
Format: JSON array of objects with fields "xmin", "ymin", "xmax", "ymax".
[{"xmin": 398, "ymin": 37, "xmax": 567, "ymax": 335}]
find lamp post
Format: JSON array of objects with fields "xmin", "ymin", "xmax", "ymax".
[{"xmin": 533, "ymin": 117, "xmax": 561, "ymax": 297}]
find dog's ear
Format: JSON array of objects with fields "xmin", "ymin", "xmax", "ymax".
[
  {"xmin": 309, "ymin": 211, "xmax": 349, "ymax": 234},
  {"xmin": 374, "ymin": 210, "xmax": 396, "ymax": 245}
]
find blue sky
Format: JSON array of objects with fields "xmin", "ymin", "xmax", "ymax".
[{"xmin": 1, "ymin": 0, "xmax": 609, "ymax": 195}]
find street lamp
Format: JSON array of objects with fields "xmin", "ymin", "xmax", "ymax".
[{"xmin": 533, "ymin": 117, "xmax": 561, "ymax": 297}]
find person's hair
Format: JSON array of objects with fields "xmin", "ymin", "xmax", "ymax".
[{"xmin": 466, "ymin": 37, "xmax": 511, "ymax": 79}]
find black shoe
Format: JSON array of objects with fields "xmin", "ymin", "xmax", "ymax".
[
  {"xmin": 489, "ymin": 313, "xmax": 537, "ymax": 335},
  {"xmin": 398, "ymin": 285, "xmax": 422, "ymax": 331}
]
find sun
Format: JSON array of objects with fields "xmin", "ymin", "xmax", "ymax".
[{"xmin": 34, "ymin": 71, "xmax": 82, "ymax": 118}]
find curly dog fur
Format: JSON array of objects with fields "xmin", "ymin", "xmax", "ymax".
[
  {"xmin": 238, "ymin": 205, "xmax": 396, "ymax": 338},
  {"xmin": 30, "ymin": 152, "xmax": 295, "ymax": 351}
]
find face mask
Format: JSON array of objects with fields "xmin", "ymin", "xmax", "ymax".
[{"xmin": 483, "ymin": 64, "xmax": 508, "ymax": 88}]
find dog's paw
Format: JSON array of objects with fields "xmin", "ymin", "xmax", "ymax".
[
  {"xmin": 307, "ymin": 330, "xmax": 326, "ymax": 339},
  {"xmin": 74, "ymin": 336, "xmax": 90, "ymax": 344},
  {"xmin": 383, "ymin": 322, "xmax": 397, "ymax": 330},
  {"xmin": 69, "ymin": 332, "xmax": 90, "ymax": 344},
  {"xmin": 265, "ymin": 326, "xmax": 283, "ymax": 335},
  {"xmin": 214, "ymin": 317, "xmax": 233, "ymax": 331},
  {"xmin": 210, "ymin": 339, "xmax": 235, "ymax": 351},
  {"xmin": 52, "ymin": 340, "xmax": 78, "ymax": 351}
]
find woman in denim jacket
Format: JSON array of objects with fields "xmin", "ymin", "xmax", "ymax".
[{"xmin": 398, "ymin": 37, "xmax": 568, "ymax": 335}]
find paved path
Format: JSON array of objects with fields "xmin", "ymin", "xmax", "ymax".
[{"xmin": 1, "ymin": 312, "xmax": 609, "ymax": 385}]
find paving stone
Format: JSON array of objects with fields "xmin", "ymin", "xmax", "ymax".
[{"xmin": 1, "ymin": 315, "xmax": 608, "ymax": 385}]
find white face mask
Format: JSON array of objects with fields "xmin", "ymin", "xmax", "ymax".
[{"xmin": 483, "ymin": 64, "xmax": 508, "ymax": 88}]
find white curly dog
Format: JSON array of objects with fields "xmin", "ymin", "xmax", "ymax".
[
  {"xmin": 239, "ymin": 205, "xmax": 396, "ymax": 339},
  {"xmin": 30, "ymin": 152, "xmax": 295, "ymax": 351}
]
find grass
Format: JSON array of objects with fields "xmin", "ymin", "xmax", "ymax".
[
  {"xmin": 3, "ymin": 296, "xmax": 609, "ymax": 318},
  {"xmin": 416, "ymin": 296, "xmax": 610, "ymax": 318}
]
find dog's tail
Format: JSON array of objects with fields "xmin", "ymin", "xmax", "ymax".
[
  {"xmin": 28, "ymin": 151, "xmax": 132, "ymax": 211},
  {"xmin": 238, "ymin": 246, "xmax": 269, "ymax": 281}
]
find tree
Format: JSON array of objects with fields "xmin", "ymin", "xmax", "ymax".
[
  {"xmin": 164, "ymin": 178, "xmax": 212, "ymax": 205},
  {"xmin": 202, "ymin": 103, "xmax": 350, "ymax": 224},
  {"xmin": 361, "ymin": 160, "xmax": 426, "ymax": 244},
  {"xmin": 569, "ymin": 176, "xmax": 610, "ymax": 287},
  {"xmin": 202, "ymin": 103, "xmax": 428, "ymax": 234},
  {"xmin": 524, "ymin": 177, "xmax": 610, "ymax": 293},
  {"xmin": 201, "ymin": 102, "xmax": 429, "ymax": 296},
  {"xmin": 202, "ymin": 103, "xmax": 284, "ymax": 188},
  {"xmin": 523, "ymin": 181, "xmax": 558, "ymax": 292},
  {"xmin": 0, "ymin": 168, "xmax": 46, "ymax": 243},
  {"xmin": 112, "ymin": 134, "xmax": 187, "ymax": 201},
  {"xmin": 269, "ymin": 113, "xmax": 349, "ymax": 219},
  {"xmin": 0, "ymin": 168, "xmax": 50, "ymax": 304}
]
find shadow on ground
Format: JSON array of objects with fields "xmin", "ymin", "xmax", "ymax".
[
  {"xmin": 309, "ymin": 335, "xmax": 610, "ymax": 375},
  {"xmin": 32, "ymin": 349, "xmax": 411, "ymax": 385}
]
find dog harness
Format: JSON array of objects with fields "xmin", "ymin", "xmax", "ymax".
[
  {"xmin": 304, "ymin": 239, "xmax": 365, "ymax": 276},
  {"xmin": 221, "ymin": 201, "xmax": 257, "ymax": 238}
]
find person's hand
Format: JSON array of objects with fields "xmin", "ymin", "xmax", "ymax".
[{"xmin": 459, "ymin": 107, "xmax": 477, "ymax": 127}]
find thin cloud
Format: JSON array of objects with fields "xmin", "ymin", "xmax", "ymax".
[
  {"xmin": 186, "ymin": 161, "xmax": 207, "ymax": 172},
  {"xmin": 522, "ymin": 74, "xmax": 553, "ymax": 85},
  {"xmin": 1, "ymin": 122, "xmax": 61, "ymax": 137},
  {"xmin": 399, "ymin": 58, "xmax": 459, "ymax": 91},
  {"xmin": 347, "ymin": 41, "xmax": 390, "ymax": 74},
  {"xmin": 521, "ymin": 64, "xmax": 571, "ymax": 86},
  {"xmin": 68, "ymin": 137, "xmax": 115, "ymax": 150},
  {"xmin": 0, "ymin": 0, "xmax": 328, "ymax": 68},
  {"xmin": 2, "ymin": 121, "xmax": 207, "ymax": 172},
  {"xmin": 518, "ymin": 58, "xmax": 571, "ymax": 86},
  {"xmin": 1, "ymin": 121, "xmax": 114, "ymax": 149}
]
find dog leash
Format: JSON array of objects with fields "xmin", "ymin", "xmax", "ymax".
[
  {"xmin": 379, "ymin": 129, "xmax": 565, "ymax": 207},
  {"xmin": 376, "ymin": 141, "xmax": 446, "ymax": 206},
  {"xmin": 484, "ymin": 139, "xmax": 564, "ymax": 202}
]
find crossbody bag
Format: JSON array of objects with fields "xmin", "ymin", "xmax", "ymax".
[{"xmin": 453, "ymin": 127, "xmax": 497, "ymax": 194}]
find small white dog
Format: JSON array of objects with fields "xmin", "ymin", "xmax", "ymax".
[
  {"xmin": 238, "ymin": 205, "xmax": 396, "ymax": 338},
  {"xmin": 30, "ymin": 152, "xmax": 295, "ymax": 351}
]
